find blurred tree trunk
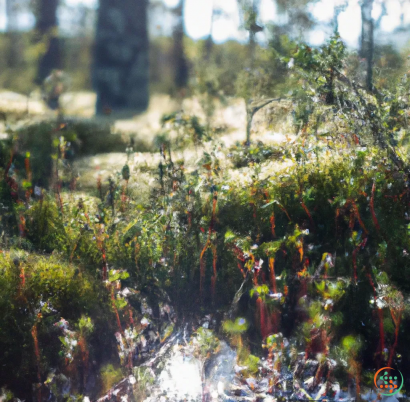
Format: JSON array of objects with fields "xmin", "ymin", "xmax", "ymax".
[
  {"xmin": 172, "ymin": 0, "xmax": 188, "ymax": 91},
  {"xmin": 360, "ymin": 0, "xmax": 374, "ymax": 91},
  {"xmin": 6, "ymin": 0, "xmax": 23, "ymax": 75},
  {"xmin": 237, "ymin": 0, "xmax": 262, "ymax": 67},
  {"xmin": 204, "ymin": 1, "xmax": 215, "ymax": 60},
  {"xmin": 333, "ymin": 1, "xmax": 348, "ymax": 33},
  {"xmin": 35, "ymin": 0, "xmax": 61, "ymax": 84},
  {"xmin": 93, "ymin": 0, "xmax": 149, "ymax": 115},
  {"xmin": 6, "ymin": 0, "xmax": 18, "ymax": 31}
]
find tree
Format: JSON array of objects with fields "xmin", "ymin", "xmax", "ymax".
[
  {"xmin": 35, "ymin": 0, "xmax": 61, "ymax": 84},
  {"xmin": 333, "ymin": 0, "xmax": 348, "ymax": 33},
  {"xmin": 93, "ymin": 0, "xmax": 149, "ymax": 115},
  {"xmin": 360, "ymin": 0, "xmax": 374, "ymax": 91},
  {"xmin": 360, "ymin": 0, "xmax": 387, "ymax": 91},
  {"xmin": 236, "ymin": 0, "xmax": 290, "ymax": 144},
  {"xmin": 172, "ymin": 0, "xmax": 189, "ymax": 91},
  {"xmin": 5, "ymin": 0, "xmax": 22, "ymax": 71},
  {"xmin": 274, "ymin": 0, "xmax": 318, "ymax": 38},
  {"xmin": 237, "ymin": 0, "xmax": 263, "ymax": 65}
]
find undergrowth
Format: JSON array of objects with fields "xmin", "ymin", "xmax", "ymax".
[{"xmin": 0, "ymin": 35, "xmax": 410, "ymax": 401}]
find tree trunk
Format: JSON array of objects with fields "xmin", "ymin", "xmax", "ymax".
[
  {"xmin": 35, "ymin": 0, "xmax": 61, "ymax": 84},
  {"xmin": 172, "ymin": 0, "xmax": 189, "ymax": 91},
  {"xmin": 333, "ymin": 1, "xmax": 347, "ymax": 33},
  {"xmin": 6, "ymin": 0, "xmax": 22, "ymax": 72},
  {"xmin": 204, "ymin": 1, "xmax": 215, "ymax": 60},
  {"xmin": 93, "ymin": 0, "xmax": 149, "ymax": 115},
  {"xmin": 360, "ymin": 0, "xmax": 374, "ymax": 91}
]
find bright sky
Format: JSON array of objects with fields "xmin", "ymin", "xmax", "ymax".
[{"xmin": 0, "ymin": 0, "xmax": 408, "ymax": 48}]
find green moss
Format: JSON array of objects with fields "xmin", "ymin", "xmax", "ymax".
[{"xmin": 100, "ymin": 364, "xmax": 124, "ymax": 394}]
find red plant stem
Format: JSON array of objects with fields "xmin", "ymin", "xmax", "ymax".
[
  {"xmin": 268, "ymin": 257, "xmax": 277, "ymax": 293},
  {"xmin": 19, "ymin": 215, "xmax": 26, "ymax": 238},
  {"xmin": 211, "ymin": 245, "xmax": 217, "ymax": 303},
  {"xmin": 349, "ymin": 210, "xmax": 355, "ymax": 230},
  {"xmin": 232, "ymin": 245, "xmax": 246, "ymax": 278},
  {"xmin": 370, "ymin": 182, "xmax": 381, "ymax": 233},
  {"xmin": 199, "ymin": 241, "xmax": 209, "ymax": 296},
  {"xmin": 388, "ymin": 313, "xmax": 402, "ymax": 367},
  {"xmin": 25, "ymin": 157, "xmax": 31, "ymax": 179},
  {"xmin": 128, "ymin": 306, "xmax": 134, "ymax": 327},
  {"xmin": 278, "ymin": 204, "xmax": 291, "ymax": 221},
  {"xmin": 102, "ymin": 247, "xmax": 107, "ymax": 281},
  {"xmin": 352, "ymin": 237, "xmax": 367, "ymax": 282},
  {"xmin": 31, "ymin": 318, "xmax": 42, "ymax": 402},
  {"xmin": 298, "ymin": 240, "xmax": 304, "ymax": 263},
  {"xmin": 301, "ymin": 200, "xmax": 315, "ymax": 230},
  {"xmin": 270, "ymin": 213, "xmax": 276, "ymax": 237},
  {"xmin": 237, "ymin": 262, "xmax": 246, "ymax": 278},
  {"xmin": 355, "ymin": 371, "xmax": 361, "ymax": 399},
  {"xmin": 111, "ymin": 287, "xmax": 123, "ymax": 334},
  {"xmin": 19, "ymin": 267, "xmax": 26, "ymax": 292},
  {"xmin": 349, "ymin": 200, "xmax": 368, "ymax": 235},
  {"xmin": 256, "ymin": 297, "xmax": 267, "ymax": 339}
]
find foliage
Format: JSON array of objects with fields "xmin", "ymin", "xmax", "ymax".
[
  {"xmin": 99, "ymin": 364, "xmax": 124, "ymax": 394},
  {"xmin": 2, "ymin": 28, "xmax": 410, "ymax": 402},
  {"xmin": 228, "ymin": 141, "xmax": 284, "ymax": 168},
  {"xmin": 192, "ymin": 327, "xmax": 220, "ymax": 359}
]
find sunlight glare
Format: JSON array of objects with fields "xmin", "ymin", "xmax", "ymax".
[
  {"xmin": 163, "ymin": 0, "xmax": 181, "ymax": 8},
  {"xmin": 309, "ymin": 0, "xmax": 335, "ymax": 22},
  {"xmin": 338, "ymin": 0, "xmax": 362, "ymax": 47},
  {"xmin": 380, "ymin": 0, "xmax": 401, "ymax": 32},
  {"xmin": 185, "ymin": 0, "xmax": 212, "ymax": 39}
]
